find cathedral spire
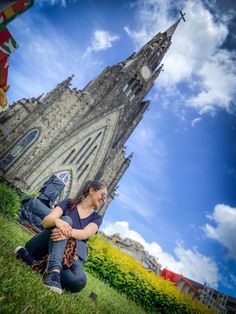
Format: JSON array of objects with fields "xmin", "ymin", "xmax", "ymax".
[
  {"xmin": 165, "ymin": 11, "xmax": 186, "ymax": 38},
  {"xmin": 117, "ymin": 11, "xmax": 186, "ymax": 106},
  {"xmin": 165, "ymin": 19, "xmax": 181, "ymax": 38}
]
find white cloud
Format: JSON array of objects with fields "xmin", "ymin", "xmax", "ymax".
[
  {"xmin": 116, "ymin": 182, "xmax": 155, "ymax": 218},
  {"xmin": 103, "ymin": 221, "xmax": 146, "ymax": 244},
  {"xmin": 8, "ymin": 14, "xmax": 103, "ymax": 103},
  {"xmin": 84, "ymin": 30, "xmax": 119, "ymax": 57},
  {"xmin": 187, "ymin": 50, "xmax": 236, "ymax": 113},
  {"xmin": 124, "ymin": 0, "xmax": 236, "ymax": 114},
  {"xmin": 37, "ymin": 0, "xmax": 75, "ymax": 7},
  {"xmin": 102, "ymin": 220, "xmax": 219, "ymax": 288},
  {"xmin": 204, "ymin": 204, "xmax": 236, "ymax": 260},
  {"xmin": 191, "ymin": 117, "xmax": 201, "ymax": 127}
]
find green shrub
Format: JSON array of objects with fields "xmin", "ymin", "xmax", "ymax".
[
  {"xmin": 86, "ymin": 235, "xmax": 215, "ymax": 314},
  {"xmin": 0, "ymin": 182, "xmax": 20, "ymax": 219}
]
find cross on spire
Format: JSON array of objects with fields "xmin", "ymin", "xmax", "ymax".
[
  {"xmin": 165, "ymin": 11, "xmax": 186, "ymax": 38},
  {"xmin": 179, "ymin": 10, "xmax": 186, "ymax": 22}
]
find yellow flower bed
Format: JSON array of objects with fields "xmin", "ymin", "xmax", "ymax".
[{"xmin": 86, "ymin": 235, "xmax": 215, "ymax": 313}]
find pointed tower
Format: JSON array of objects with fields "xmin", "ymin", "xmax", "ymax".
[{"xmin": 0, "ymin": 15, "xmax": 184, "ymax": 214}]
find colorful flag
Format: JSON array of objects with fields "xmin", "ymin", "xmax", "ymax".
[
  {"xmin": 0, "ymin": 56, "xmax": 9, "ymax": 88},
  {"xmin": 0, "ymin": 0, "xmax": 34, "ymax": 31},
  {"xmin": 0, "ymin": 0, "xmax": 34, "ymax": 110},
  {"xmin": 0, "ymin": 28, "xmax": 18, "ymax": 59},
  {"xmin": 0, "ymin": 28, "xmax": 18, "ymax": 89}
]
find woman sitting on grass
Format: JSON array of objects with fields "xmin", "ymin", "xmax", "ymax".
[{"xmin": 15, "ymin": 180, "xmax": 107, "ymax": 294}]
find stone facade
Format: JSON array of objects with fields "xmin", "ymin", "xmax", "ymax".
[
  {"xmin": 100, "ymin": 231, "xmax": 162, "ymax": 274},
  {"xmin": 0, "ymin": 18, "xmax": 182, "ymax": 214}
]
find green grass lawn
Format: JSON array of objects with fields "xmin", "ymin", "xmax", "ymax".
[{"xmin": 0, "ymin": 215, "xmax": 150, "ymax": 314}]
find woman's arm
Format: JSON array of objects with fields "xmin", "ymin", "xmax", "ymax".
[
  {"xmin": 71, "ymin": 222, "xmax": 99, "ymax": 240},
  {"xmin": 51, "ymin": 222, "xmax": 99, "ymax": 241},
  {"xmin": 42, "ymin": 206, "xmax": 72, "ymax": 237},
  {"xmin": 42, "ymin": 206, "xmax": 63, "ymax": 228}
]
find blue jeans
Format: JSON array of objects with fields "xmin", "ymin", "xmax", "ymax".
[{"xmin": 25, "ymin": 216, "xmax": 87, "ymax": 293}]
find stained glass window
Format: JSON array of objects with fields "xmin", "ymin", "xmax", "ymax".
[
  {"xmin": 35, "ymin": 170, "xmax": 72, "ymax": 202},
  {"xmin": 0, "ymin": 129, "xmax": 39, "ymax": 170},
  {"xmin": 55, "ymin": 170, "xmax": 72, "ymax": 200}
]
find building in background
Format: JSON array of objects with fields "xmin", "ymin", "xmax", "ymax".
[
  {"xmin": 162, "ymin": 269, "xmax": 236, "ymax": 314},
  {"xmin": 100, "ymin": 231, "xmax": 236, "ymax": 313},
  {"xmin": 101, "ymin": 231, "xmax": 236, "ymax": 313},
  {"xmin": 161, "ymin": 268, "xmax": 200, "ymax": 300},
  {"xmin": 100, "ymin": 231, "xmax": 162, "ymax": 274}
]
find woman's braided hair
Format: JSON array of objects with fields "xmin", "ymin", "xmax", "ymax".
[{"xmin": 67, "ymin": 180, "xmax": 106, "ymax": 212}]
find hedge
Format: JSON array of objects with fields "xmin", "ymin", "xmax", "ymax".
[
  {"xmin": 86, "ymin": 235, "xmax": 215, "ymax": 314},
  {"xmin": 0, "ymin": 182, "xmax": 20, "ymax": 219}
]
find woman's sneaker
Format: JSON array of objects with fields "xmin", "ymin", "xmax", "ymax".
[
  {"xmin": 15, "ymin": 246, "xmax": 35, "ymax": 266},
  {"xmin": 44, "ymin": 271, "xmax": 62, "ymax": 294}
]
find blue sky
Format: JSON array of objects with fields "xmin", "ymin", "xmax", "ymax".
[{"xmin": 7, "ymin": 0, "xmax": 236, "ymax": 297}]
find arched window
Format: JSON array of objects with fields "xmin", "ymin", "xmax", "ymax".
[
  {"xmin": 0, "ymin": 128, "xmax": 39, "ymax": 170},
  {"xmin": 123, "ymin": 75, "xmax": 143, "ymax": 101},
  {"xmin": 55, "ymin": 170, "xmax": 72, "ymax": 200},
  {"xmin": 35, "ymin": 170, "xmax": 72, "ymax": 202},
  {"xmin": 149, "ymin": 50, "xmax": 161, "ymax": 71}
]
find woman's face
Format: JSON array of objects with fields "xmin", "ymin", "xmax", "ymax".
[{"xmin": 90, "ymin": 187, "xmax": 107, "ymax": 208}]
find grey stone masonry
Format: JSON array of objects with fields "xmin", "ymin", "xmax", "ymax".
[{"xmin": 0, "ymin": 18, "xmax": 182, "ymax": 215}]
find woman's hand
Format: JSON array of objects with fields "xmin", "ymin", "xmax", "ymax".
[
  {"xmin": 51, "ymin": 228, "xmax": 68, "ymax": 242},
  {"xmin": 55, "ymin": 218, "xmax": 72, "ymax": 237}
]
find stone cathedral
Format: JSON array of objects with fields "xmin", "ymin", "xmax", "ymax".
[{"xmin": 0, "ymin": 17, "xmax": 183, "ymax": 215}]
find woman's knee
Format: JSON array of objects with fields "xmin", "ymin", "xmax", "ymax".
[
  {"xmin": 72, "ymin": 273, "xmax": 87, "ymax": 292},
  {"xmin": 64, "ymin": 272, "xmax": 87, "ymax": 293},
  {"xmin": 60, "ymin": 215, "xmax": 73, "ymax": 226}
]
